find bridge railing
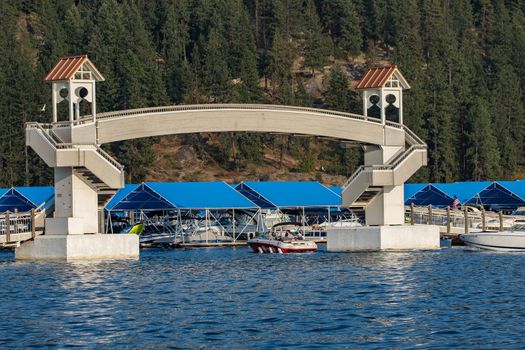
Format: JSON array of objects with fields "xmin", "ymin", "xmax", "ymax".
[{"xmin": 73, "ymin": 104, "xmax": 388, "ymax": 125}]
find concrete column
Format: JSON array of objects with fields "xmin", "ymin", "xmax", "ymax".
[
  {"xmin": 362, "ymin": 90, "xmax": 368, "ymax": 118},
  {"xmin": 380, "ymin": 89, "xmax": 386, "ymax": 124},
  {"xmin": 363, "ymin": 145, "xmax": 405, "ymax": 226},
  {"xmin": 365, "ymin": 185, "xmax": 404, "ymax": 225},
  {"xmin": 91, "ymin": 82, "xmax": 97, "ymax": 122},
  {"xmin": 68, "ymin": 81, "xmax": 74, "ymax": 122},
  {"xmin": 363, "ymin": 145, "xmax": 402, "ymax": 165},
  {"xmin": 399, "ymin": 91, "xmax": 403, "ymax": 124},
  {"xmin": 46, "ymin": 167, "xmax": 99, "ymax": 235},
  {"xmin": 52, "ymin": 83, "xmax": 58, "ymax": 123}
]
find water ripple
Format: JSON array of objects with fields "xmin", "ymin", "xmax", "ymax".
[{"xmin": 1, "ymin": 247, "xmax": 525, "ymax": 348}]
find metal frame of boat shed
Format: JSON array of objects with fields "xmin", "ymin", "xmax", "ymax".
[
  {"xmin": 234, "ymin": 181, "xmax": 344, "ymax": 227},
  {"xmin": 105, "ymin": 182, "xmax": 262, "ymax": 241}
]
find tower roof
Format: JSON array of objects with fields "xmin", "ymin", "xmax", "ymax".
[
  {"xmin": 356, "ymin": 66, "xmax": 410, "ymax": 90},
  {"xmin": 44, "ymin": 55, "xmax": 105, "ymax": 82}
]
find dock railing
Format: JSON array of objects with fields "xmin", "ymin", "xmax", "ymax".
[
  {"xmin": 406, "ymin": 205, "xmax": 514, "ymax": 236},
  {"xmin": 0, "ymin": 209, "xmax": 43, "ymax": 246}
]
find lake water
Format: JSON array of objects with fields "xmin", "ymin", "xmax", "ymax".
[{"xmin": 1, "ymin": 246, "xmax": 524, "ymax": 349}]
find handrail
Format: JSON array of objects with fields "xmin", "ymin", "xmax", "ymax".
[
  {"xmin": 75, "ymin": 104, "xmax": 386, "ymax": 126},
  {"xmin": 27, "ymin": 123, "xmax": 123, "ymax": 171},
  {"xmin": 342, "ymin": 146, "xmax": 426, "ymax": 189},
  {"xmin": 95, "ymin": 147, "xmax": 124, "ymax": 170}
]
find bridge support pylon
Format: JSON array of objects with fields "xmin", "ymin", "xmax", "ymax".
[
  {"xmin": 16, "ymin": 55, "xmax": 139, "ymax": 260},
  {"xmin": 332, "ymin": 66, "xmax": 440, "ymax": 251}
]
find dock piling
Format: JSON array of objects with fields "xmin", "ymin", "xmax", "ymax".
[
  {"xmin": 31, "ymin": 209, "xmax": 36, "ymax": 239},
  {"xmin": 5, "ymin": 211, "xmax": 10, "ymax": 243},
  {"xmin": 446, "ymin": 206, "xmax": 451, "ymax": 235},
  {"xmin": 482, "ymin": 209, "xmax": 486, "ymax": 231},
  {"xmin": 464, "ymin": 207, "xmax": 469, "ymax": 234}
]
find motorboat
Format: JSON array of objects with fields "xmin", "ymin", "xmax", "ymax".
[
  {"xmin": 183, "ymin": 229, "xmax": 234, "ymax": 244},
  {"xmin": 460, "ymin": 224, "xmax": 525, "ymax": 251},
  {"xmin": 121, "ymin": 223, "xmax": 181, "ymax": 246},
  {"xmin": 247, "ymin": 223, "xmax": 317, "ymax": 253},
  {"xmin": 304, "ymin": 218, "xmax": 362, "ymax": 242},
  {"xmin": 317, "ymin": 218, "xmax": 362, "ymax": 228}
]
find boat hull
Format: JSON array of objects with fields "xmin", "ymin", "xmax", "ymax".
[
  {"xmin": 247, "ymin": 238, "xmax": 317, "ymax": 254},
  {"xmin": 460, "ymin": 232, "xmax": 525, "ymax": 251}
]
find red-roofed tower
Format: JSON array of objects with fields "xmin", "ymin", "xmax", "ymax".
[
  {"xmin": 45, "ymin": 55, "xmax": 105, "ymax": 123},
  {"xmin": 355, "ymin": 66, "xmax": 410, "ymax": 125}
]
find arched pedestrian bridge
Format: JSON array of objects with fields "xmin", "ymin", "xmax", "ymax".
[
  {"xmin": 77, "ymin": 104, "xmax": 406, "ymax": 145},
  {"xmin": 26, "ymin": 103, "xmax": 426, "ymax": 234},
  {"xmin": 18, "ymin": 58, "xmax": 433, "ymax": 259}
]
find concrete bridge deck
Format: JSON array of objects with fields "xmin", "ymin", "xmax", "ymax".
[{"xmin": 55, "ymin": 104, "xmax": 409, "ymax": 146}]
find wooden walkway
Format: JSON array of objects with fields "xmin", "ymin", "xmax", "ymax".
[{"xmin": 0, "ymin": 209, "xmax": 44, "ymax": 247}]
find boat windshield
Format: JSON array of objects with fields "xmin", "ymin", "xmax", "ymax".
[{"xmin": 511, "ymin": 224, "xmax": 525, "ymax": 231}]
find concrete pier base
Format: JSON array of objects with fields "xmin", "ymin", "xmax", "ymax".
[
  {"xmin": 327, "ymin": 225, "xmax": 440, "ymax": 252},
  {"xmin": 15, "ymin": 234, "xmax": 139, "ymax": 260}
]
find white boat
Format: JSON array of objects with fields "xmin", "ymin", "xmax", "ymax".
[
  {"xmin": 247, "ymin": 223, "xmax": 317, "ymax": 253},
  {"xmin": 460, "ymin": 224, "xmax": 525, "ymax": 251},
  {"xmin": 247, "ymin": 237, "xmax": 317, "ymax": 253},
  {"xmin": 317, "ymin": 218, "xmax": 362, "ymax": 228},
  {"xmin": 121, "ymin": 223, "xmax": 182, "ymax": 246}
]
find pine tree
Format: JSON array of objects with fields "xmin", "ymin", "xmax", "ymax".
[
  {"xmin": 162, "ymin": 0, "xmax": 191, "ymax": 103},
  {"xmin": 302, "ymin": 0, "xmax": 330, "ymax": 74},
  {"xmin": 323, "ymin": 66, "xmax": 351, "ymax": 112},
  {"xmin": 267, "ymin": 30, "xmax": 294, "ymax": 103},
  {"xmin": 420, "ymin": 0, "xmax": 459, "ymax": 182},
  {"xmin": 319, "ymin": 0, "xmax": 362, "ymax": 56},
  {"xmin": 465, "ymin": 98, "xmax": 500, "ymax": 180}
]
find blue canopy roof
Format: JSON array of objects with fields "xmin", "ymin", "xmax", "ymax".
[
  {"xmin": 234, "ymin": 183, "xmax": 277, "ymax": 209},
  {"xmin": 108, "ymin": 183, "xmax": 175, "ymax": 210},
  {"xmin": 404, "ymin": 184, "xmax": 453, "ymax": 207},
  {"xmin": 404, "ymin": 183, "xmax": 427, "ymax": 202},
  {"xmin": 465, "ymin": 182, "xmax": 525, "ymax": 209},
  {"xmin": 236, "ymin": 181, "xmax": 341, "ymax": 208},
  {"xmin": 146, "ymin": 182, "xmax": 257, "ymax": 209},
  {"xmin": 15, "ymin": 187, "xmax": 54, "ymax": 208},
  {"xmin": 434, "ymin": 182, "xmax": 491, "ymax": 204},
  {"xmin": 329, "ymin": 186, "xmax": 342, "ymax": 196},
  {"xmin": 497, "ymin": 181, "xmax": 525, "ymax": 201},
  {"xmin": 106, "ymin": 184, "xmax": 140, "ymax": 210},
  {"xmin": 0, "ymin": 187, "xmax": 54, "ymax": 212}
]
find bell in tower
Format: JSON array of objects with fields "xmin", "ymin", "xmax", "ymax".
[
  {"xmin": 355, "ymin": 66, "xmax": 410, "ymax": 125},
  {"xmin": 44, "ymin": 55, "xmax": 105, "ymax": 123}
]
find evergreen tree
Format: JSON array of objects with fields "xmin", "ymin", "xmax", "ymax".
[
  {"xmin": 318, "ymin": 0, "xmax": 362, "ymax": 56},
  {"xmin": 162, "ymin": 0, "xmax": 191, "ymax": 103},
  {"xmin": 465, "ymin": 98, "xmax": 500, "ymax": 180},
  {"xmin": 302, "ymin": 0, "xmax": 330, "ymax": 74},
  {"xmin": 323, "ymin": 66, "xmax": 351, "ymax": 112}
]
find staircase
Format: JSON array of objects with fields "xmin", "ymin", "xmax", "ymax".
[
  {"xmin": 341, "ymin": 125, "xmax": 427, "ymax": 208},
  {"xmin": 26, "ymin": 123, "xmax": 124, "ymax": 209}
]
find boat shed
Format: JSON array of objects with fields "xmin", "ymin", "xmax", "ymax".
[
  {"xmin": 469, "ymin": 181, "xmax": 525, "ymax": 210},
  {"xmin": 107, "ymin": 182, "xmax": 258, "ymax": 211},
  {"xmin": 404, "ymin": 181, "xmax": 525, "ymax": 211},
  {"xmin": 147, "ymin": 182, "xmax": 257, "ymax": 210},
  {"xmin": 105, "ymin": 183, "xmax": 170, "ymax": 211},
  {"xmin": 104, "ymin": 182, "xmax": 261, "ymax": 237},
  {"xmin": 433, "ymin": 182, "xmax": 492, "ymax": 205},
  {"xmin": 403, "ymin": 184, "xmax": 454, "ymax": 207},
  {"xmin": 0, "ymin": 187, "xmax": 54, "ymax": 212}
]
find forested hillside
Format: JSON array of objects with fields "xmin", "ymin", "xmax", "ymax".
[{"xmin": 1, "ymin": 0, "xmax": 525, "ymax": 187}]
